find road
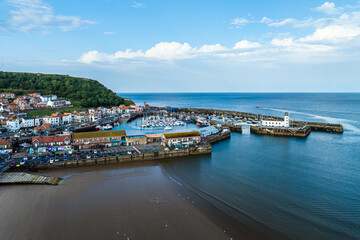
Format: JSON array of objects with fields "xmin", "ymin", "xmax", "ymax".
[{"xmin": 0, "ymin": 144, "xmax": 165, "ymax": 171}]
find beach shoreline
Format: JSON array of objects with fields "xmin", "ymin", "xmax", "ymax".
[{"xmin": 0, "ymin": 161, "xmax": 285, "ymax": 240}]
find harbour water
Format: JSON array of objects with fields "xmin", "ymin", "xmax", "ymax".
[{"xmin": 119, "ymin": 93, "xmax": 360, "ymax": 239}]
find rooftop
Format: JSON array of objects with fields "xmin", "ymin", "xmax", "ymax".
[
  {"xmin": 163, "ymin": 131, "xmax": 201, "ymax": 138},
  {"xmin": 73, "ymin": 130, "xmax": 126, "ymax": 139}
]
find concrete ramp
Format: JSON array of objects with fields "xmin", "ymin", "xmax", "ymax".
[{"xmin": 0, "ymin": 172, "xmax": 60, "ymax": 185}]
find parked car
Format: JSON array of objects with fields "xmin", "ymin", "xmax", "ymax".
[
  {"xmin": 93, "ymin": 150, "xmax": 97, "ymax": 154},
  {"xmin": 0, "ymin": 163, "xmax": 6, "ymax": 168},
  {"xmin": 20, "ymin": 160, "xmax": 26, "ymax": 165},
  {"xmin": 10, "ymin": 161, "xmax": 15, "ymax": 167},
  {"xmin": 55, "ymin": 157, "xmax": 59, "ymax": 162},
  {"xmin": 32, "ymin": 155, "xmax": 37, "ymax": 160},
  {"xmin": 50, "ymin": 158, "xmax": 54, "ymax": 163},
  {"xmin": 23, "ymin": 156, "xmax": 28, "ymax": 161},
  {"xmin": 86, "ymin": 155, "xmax": 91, "ymax": 159}
]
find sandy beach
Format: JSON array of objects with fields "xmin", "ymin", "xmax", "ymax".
[{"xmin": 0, "ymin": 162, "xmax": 281, "ymax": 240}]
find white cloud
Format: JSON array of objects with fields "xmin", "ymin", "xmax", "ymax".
[
  {"xmin": 145, "ymin": 42, "xmax": 193, "ymax": 60},
  {"xmin": 231, "ymin": 17, "xmax": 250, "ymax": 27},
  {"xmin": 104, "ymin": 32, "xmax": 115, "ymax": 35},
  {"xmin": 300, "ymin": 25, "xmax": 360, "ymax": 42},
  {"xmin": 198, "ymin": 44, "xmax": 228, "ymax": 53},
  {"xmin": 6, "ymin": 0, "xmax": 96, "ymax": 32},
  {"xmin": 313, "ymin": 2, "xmax": 339, "ymax": 15},
  {"xmin": 260, "ymin": 17, "xmax": 272, "ymax": 23},
  {"xmin": 233, "ymin": 40, "xmax": 261, "ymax": 49},
  {"xmin": 131, "ymin": 1, "xmax": 145, "ymax": 8}
]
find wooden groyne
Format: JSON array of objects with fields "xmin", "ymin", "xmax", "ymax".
[
  {"xmin": 250, "ymin": 125, "xmax": 311, "ymax": 138},
  {"xmin": 177, "ymin": 108, "xmax": 343, "ymax": 133},
  {"xmin": 0, "ymin": 172, "xmax": 60, "ymax": 185},
  {"xmin": 22, "ymin": 145, "xmax": 212, "ymax": 171}
]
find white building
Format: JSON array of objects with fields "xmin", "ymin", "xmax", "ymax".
[
  {"xmin": 47, "ymin": 99, "xmax": 71, "ymax": 108},
  {"xmin": 35, "ymin": 117, "xmax": 41, "ymax": 126},
  {"xmin": 20, "ymin": 117, "xmax": 35, "ymax": 128},
  {"xmin": 40, "ymin": 95, "xmax": 57, "ymax": 103},
  {"xmin": 61, "ymin": 115, "xmax": 71, "ymax": 124},
  {"xmin": 261, "ymin": 112, "xmax": 290, "ymax": 128},
  {"xmin": 43, "ymin": 116, "xmax": 60, "ymax": 126},
  {"xmin": 6, "ymin": 119, "xmax": 20, "ymax": 132}
]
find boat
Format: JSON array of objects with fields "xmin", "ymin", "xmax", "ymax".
[
  {"xmin": 164, "ymin": 126, "xmax": 172, "ymax": 130},
  {"xmin": 95, "ymin": 125, "xmax": 103, "ymax": 130},
  {"xmin": 103, "ymin": 124, "xmax": 113, "ymax": 130},
  {"xmin": 256, "ymin": 105, "xmax": 260, "ymax": 108}
]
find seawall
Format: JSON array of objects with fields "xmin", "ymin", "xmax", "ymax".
[
  {"xmin": 250, "ymin": 125, "xmax": 311, "ymax": 138},
  {"xmin": 24, "ymin": 145, "xmax": 212, "ymax": 171},
  {"xmin": 177, "ymin": 108, "xmax": 343, "ymax": 133}
]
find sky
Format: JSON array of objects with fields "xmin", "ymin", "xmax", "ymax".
[{"xmin": 1, "ymin": 0, "xmax": 360, "ymax": 92}]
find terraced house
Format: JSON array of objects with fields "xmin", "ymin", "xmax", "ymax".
[
  {"xmin": 0, "ymin": 138, "xmax": 12, "ymax": 154},
  {"xmin": 30, "ymin": 135, "xmax": 72, "ymax": 153},
  {"xmin": 72, "ymin": 130, "xmax": 127, "ymax": 150},
  {"xmin": 161, "ymin": 131, "xmax": 201, "ymax": 147}
]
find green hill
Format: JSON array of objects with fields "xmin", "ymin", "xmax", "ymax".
[{"xmin": 0, "ymin": 71, "xmax": 132, "ymax": 107}]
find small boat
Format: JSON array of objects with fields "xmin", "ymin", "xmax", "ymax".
[
  {"xmin": 256, "ymin": 105, "xmax": 260, "ymax": 108},
  {"xmin": 103, "ymin": 124, "xmax": 113, "ymax": 130},
  {"xmin": 164, "ymin": 126, "xmax": 172, "ymax": 130},
  {"xmin": 95, "ymin": 125, "xmax": 103, "ymax": 130}
]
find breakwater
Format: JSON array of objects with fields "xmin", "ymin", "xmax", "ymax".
[
  {"xmin": 205, "ymin": 131, "xmax": 231, "ymax": 144},
  {"xmin": 177, "ymin": 108, "xmax": 343, "ymax": 133},
  {"xmin": 22, "ymin": 145, "xmax": 212, "ymax": 171},
  {"xmin": 250, "ymin": 125, "xmax": 311, "ymax": 138}
]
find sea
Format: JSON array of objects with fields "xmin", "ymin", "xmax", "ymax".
[{"xmin": 117, "ymin": 93, "xmax": 360, "ymax": 240}]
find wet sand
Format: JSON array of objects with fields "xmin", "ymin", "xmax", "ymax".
[{"xmin": 0, "ymin": 162, "xmax": 283, "ymax": 240}]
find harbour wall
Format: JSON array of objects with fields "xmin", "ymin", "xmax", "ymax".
[
  {"xmin": 177, "ymin": 108, "xmax": 343, "ymax": 133},
  {"xmin": 23, "ymin": 145, "xmax": 212, "ymax": 171},
  {"xmin": 205, "ymin": 131, "xmax": 231, "ymax": 144},
  {"xmin": 250, "ymin": 126, "xmax": 311, "ymax": 138}
]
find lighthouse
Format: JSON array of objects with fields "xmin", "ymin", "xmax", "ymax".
[{"xmin": 284, "ymin": 112, "xmax": 290, "ymax": 127}]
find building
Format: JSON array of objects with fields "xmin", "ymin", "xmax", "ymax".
[
  {"xmin": 261, "ymin": 112, "xmax": 290, "ymax": 128},
  {"xmin": 61, "ymin": 114, "xmax": 71, "ymax": 124},
  {"xmin": 6, "ymin": 118, "xmax": 20, "ymax": 132},
  {"xmin": 30, "ymin": 135, "xmax": 72, "ymax": 153},
  {"xmin": 47, "ymin": 99, "xmax": 71, "ymax": 108},
  {"xmin": 42, "ymin": 114, "xmax": 60, "ymax": 126},
  {"xmin": 35, "ymin": 117, "xmax": 41, "ymax": 126},
  {"xmin": 197, "ymin": 126, "xmax": 219, "ymax": 137},
  {"xmin": 40, "ymin": 95, "xmax": 57, "ymax": 103},
  {"xmin": 0, "ymin": 138, "xmax": 12, "ymax": 154},
  {"xmin": 0, "ymin": 93, "xmax": 15, "ymax": 98},
  {"xmin": 20, "ymin": 117, "xmax": 35, "ymax": 128},
  {"xmin": 161, "ymin": 131, "xmax": 201, "ymax": 147},
  {"xmin": 72, "ymin": 130, "xmax": 127, "ymax": 150},
  {"xmin": 34, "ymin": 103, "xmax": 47, "ymax": 108},
  {"xmin": 34, "ymin": 123, "xmax": 52, "ymax": 133},
  {"xmin": 145, "ymin": 133, "xmax": 163, "ymax": 143},
  {"xmin": 126, "ymin": 135, "xmax": 147, "ymax": 146}
]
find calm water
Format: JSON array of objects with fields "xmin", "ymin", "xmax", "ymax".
[{"xmin": 118, "ymin": 93, "xmax": 360, "ymax": 240}]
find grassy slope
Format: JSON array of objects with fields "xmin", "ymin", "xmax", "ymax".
[{"xmin": 25, "ymin": 107, "xmax": 87, "ymax": 117}]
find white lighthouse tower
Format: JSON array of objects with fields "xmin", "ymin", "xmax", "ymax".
[{"xmin": 284, "ymin": 112, "xmax": 290, "ymax": 127}]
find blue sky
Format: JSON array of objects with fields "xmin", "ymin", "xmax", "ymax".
[{"xmin": 1, "ymin": 0, "xmax": 360, "ymax": 92}]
